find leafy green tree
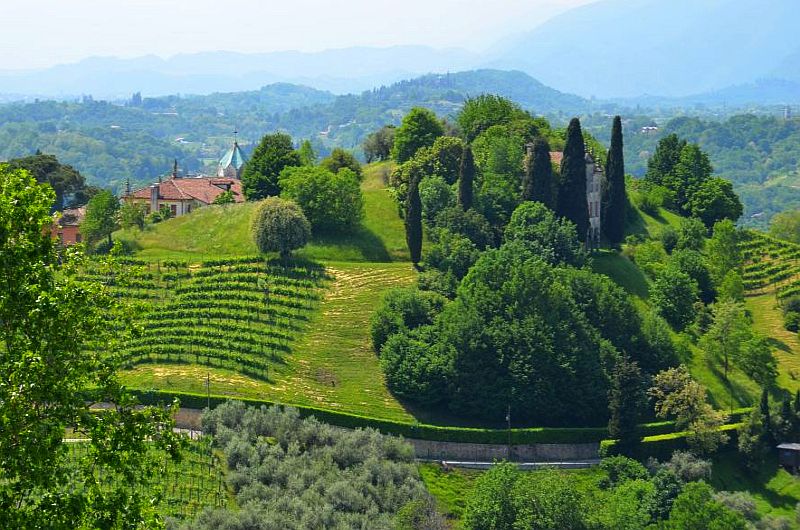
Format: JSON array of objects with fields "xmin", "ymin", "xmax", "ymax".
[
  {"xmin": 362, "ymin": 125, "xmax": 395, "ymax": 163},
  {"xmin": 603, "ymin": 116, "xmax": 627, "ymax": 245},
  {"xmin": 651, "ymin": 267, "xmax": 698, "ymax": 330},
  {"xmin": 457, "ymin": 95, "xmax": 536, "ymax": 143},
  {"xmin": 419, "ymin": 175, "xmax": 455, "ymax": 223},
  {"xmin": 380, "ymin": 327, "xmax": 452, "ymax": 406},
  {"xmin": 297, "ymin": 139, "xmax": 317, "ymax": 166},
  {"xmin": 706, "ymin": 219, "xmax": 742, "ymax": 285},
  {"xmin": 370, "ymin": 287, "xmax": 446, "ymax": 353},
  {"xmin": 676, "ymin": 217, "xmax": 707, "ymax": 251},
  {"xmin": 425, "ymin": 229, "xmax": 481, "ymax": 280},
  {"xmin": 557, "ymin": 118, "xmax": 589, "ymax": 241},
  {"xmin": 7, "ymin": 152, "xmax": 88, "ymax": 209},
  {"xmin": 279, "ymin": 166, "xmax": 364, "ymax": 232},
  {"xmin": 119, "ymin": 200, "xmax": 146, "ymax": 230},
  {"xmin": 81, "ymin": 189, "xmax": 119, "ymax": 248},
  {"xmin": 458, "ymin": 145, "xmax": 475, "ymax": 210},
  {"xmin": 0, "ymin": 166, "xmax": 181, "ymax": 528},
  {"xmin": 511, "ymin": 470, "xmax": 591, "ymax": 530},
  {"xmin": 665, "ymin": 143, "xmax": 714, "ymax": 213},
  {"xmin": 320, "ymin": 147, "xmax": 362, "ymax": 179},
  {"xmin": 665, "ymin": 482, "xmax": 747, "ymax": 530},
  {"xmin": 391, "ymin": 107, "xmax": 444, "ymax": 163},
  {"xmin": 212, "ymin": 189, "xmax": 235, "ymax": 205},
  {"xmin": 250, "ymin": 197, "xmax": 311, "ymax": 258},
  {"xmin": 504, "ymin": 201, "xmax": 586, "ymax": 266},
  {"xmin": 608, "ymin": 358, "xmax": 646, "ymax": 452},
  {"xmin": 699, "ymin": 299, "xmax": 750, "ymax": 381},
  {"xmin": 718, "ymin": 270, "xmax": 745, "ymax": 302},
  {"xmin": 599, "ymin": 479, "xmax": 655, "ymax": 530},
  {"xmin": 462, "ymin": 462, "xmax": 520, "ymax": 530},
  {"xmin": 405, "ymin": 173, "xmax": 423, "ymax": 265},
  {"xmin": 522, "ymin": 137, "xmax": 555, "ymax": 208},
  {"xmin": 670, "ymin": 249, "xmax": 715, "ymax": 304},
  {"xmin": 688, "ymin": 177, "xmax": 743, "ymax": 228},
  {"xmin": 241, "ymin": 132, "xmax": 301, "ymax": 200},
  {"xmin": 769, "ymin": 210, "xmax": 800, "ymax": 244},
  {"xmin": 739, "ymin": 335, "xmax": 777, "ymax": 388},
  {"xmin": 389, "ymin": 136, "xmax": 463, "ymax": 205},
  {"xmin": 738, "ymin": 409, "xmax": 770, "ymax": 471},
  {"xmin": 433, "ymin": 206, "xmax": 494, "ymax": 250},
  {"xmin": 645, "ymin": 133, "xmax": 687, "ymax": 186},
  {"xmin": 649, "ymin": 366, "xmax": 729, "ymax": 455}
]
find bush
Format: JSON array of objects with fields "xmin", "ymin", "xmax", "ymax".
[
  {"xmin": 320, "ymin": 147, "xmax": 362, "ymax": 179},
  {"xmin": 599, "ymin": 456, "xmax": 648, "ymax": 489},
  {"xmin": 380, "ymin": 327, "xmax": 453, "ymax": 406},
  {"xmin": 425, "ymin": 229, "xmax": 481, "ymax": 280},
  {"xmin": 660, "ymin": 227, "xmax": 678, "ymax": 253},
  {"xmin": 432, "ymin": 206, "xmax": 494, "ymax": 250},
  {"xmin": 370, "ymin": 287, "xmax": 447, "ymax": 353},
  {"xmin": 504, "ymin": 201, "xmax": 586, "ymax": 267},
  {"xmin": 785, "ymin": 312, "xmax": 800, "ymax": 332},
  {"xmin": 419, "ymin": 175, "xmax": 455, "ymax": 224},
  {"xmin": 279, "ymin": 166, "xmax": 363, "ymax": 232},
  {"xmin": 651, "ymin": 268, "xmax": 698, "ymax": 330},
  {"xmin": 417, "ymin": 269, "xmax": 458, "ymax": 299},
  {"xmin": 250, "ymin": 197, "xmax": 311, "ymax": 258}
]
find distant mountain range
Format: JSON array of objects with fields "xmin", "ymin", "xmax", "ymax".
[{"xmin": 3, "ymin": 0, "xmax": 799, "ymax": 102}]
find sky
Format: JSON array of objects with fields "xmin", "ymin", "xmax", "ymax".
[{"xmin": 0, "ymin": 0, "xmax": 593, "ymax": 71}]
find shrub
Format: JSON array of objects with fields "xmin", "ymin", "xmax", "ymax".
[
  {"xmin": 651, "ymin": 268, "xmax": 698, "ymax": 330},
  {"xmin": 783, "ymin": 296, "xmax": 800, "ymax": 316},
  {"xmin": 660, "ymin": 227, "xmax": 678, "ymax": 253},
  {"xmin": 785, "ymin": 312, "xmax": 800, "ymax": 332},
  {"xmin": 632, "ymin": 240, "xmax": 667, "ymax": 279},
  {"xmin": 370, "ymin": 287, "xmax": 447, "ymax": 353},
  {"xmin": 432, "ymin": 206, "xmax": 494, "ymax": 250},
  {"xmin": 599, "ymin": 456, "xmax": 648, "ymax": 489},
  {"xmin": 279, "ymin": 166, "xmax": 363, "ymax": 232},
  {"xmin": 320, "ymin": 147, "xmax": 362, "ymax": 179},
  {"xmin": 380, "ymin": 327, "xmax": 453, "ymax": 406},
  {"xmin": 417, "ymin": 269, "xmax": 458, "ymax": 299},
  {"xmin": 504, "ymin": 201, "xmax": 586, "ymax": 267},
  {"xmin": 250, "ymin": 197, "xmax": 311, "ymax": 258},
  {"xmin": 419, "ymin": 175, "xmax": 455, "ymax": 224},
  {"xmin": 425, "ymin": 229, "xmax": 481, "ymax": 280}
]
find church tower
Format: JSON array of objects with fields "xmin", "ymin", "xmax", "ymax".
[{"xmin": 217, "ymin": 135, "xmax": 247, "ymax": 179}]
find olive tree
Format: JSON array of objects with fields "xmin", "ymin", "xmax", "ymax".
[{"xmin": 251, "ymin": 197, "xmax": 311, "ymax": 258}]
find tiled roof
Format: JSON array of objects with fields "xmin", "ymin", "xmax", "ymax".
[
  {"xmin": 218, "ymin": 141, "xmax": 247, "ymax": 172},
  {"xmin": 128, "ymin": 177, "xmax": 244, "ymax": 205},
  {"xmin": 58, "ymin": 206, "xmax": 86, "ymax": 226},
  {"xmin": 549, "ymin": 151, "xmax": 564, "ymax": 165}
]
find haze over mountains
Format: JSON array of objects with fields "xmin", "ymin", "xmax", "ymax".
[{"xmin": 1, "ymin": 0, "xmax": 799, "ymax": 102}]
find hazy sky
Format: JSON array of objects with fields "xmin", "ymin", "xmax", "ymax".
[{"xmin": 1, "ymin": 0, "xmax": 593, "ymax": 70}]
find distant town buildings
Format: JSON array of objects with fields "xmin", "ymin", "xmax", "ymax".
[{"xmin": 640, "ymin": 126, "xmax": 659, "ymax": 134}]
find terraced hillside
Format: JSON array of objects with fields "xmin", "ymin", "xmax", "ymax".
[{"xmin": 742, "ymin": 231, "xmax": 800, "ymax": 297}]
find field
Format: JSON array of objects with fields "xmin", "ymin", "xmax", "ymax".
[{"xmin": 67, "ymin": 438, "xmax": 230, "ymax": 521}]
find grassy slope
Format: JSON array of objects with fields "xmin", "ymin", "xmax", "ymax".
[
  {"xmin": 748, "ymin": 293, "xmax": 800, "ymax": 394},
  {"xmin": 117, "ymin": 161, "xmax": 408, "ymax": 263}
]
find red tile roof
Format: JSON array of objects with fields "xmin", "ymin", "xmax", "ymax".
[
  {"xmin": 128, "ymin": 177, "xmax": 244, "ymax": 204},
  {"xmin": 58, "ymin": 206, "xmax": 86, "ymax": 227},
  {"xmin": 549, "ymin": 151, "xmax": 564, "ymax": 165}
]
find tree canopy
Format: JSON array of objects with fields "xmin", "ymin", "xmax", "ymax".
[
  {"xmin": 391, "ymin": 107, "xmax": 444, "ymax": 163},
  {"xmin": 241, "ymin": 133, "xmax": 302, "ymax": 200}
]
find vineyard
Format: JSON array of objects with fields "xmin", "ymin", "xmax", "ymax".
[
  {"xmin": 80, "ymin": 257, "xmax": 329, "ymax": 380},
  {"xmin": 67, "ymin": 437, "xmax": 230, "ymax": 520},
  {"xmin": 741, "ymin": 231, "xmax": 800, "ymax": 297}
]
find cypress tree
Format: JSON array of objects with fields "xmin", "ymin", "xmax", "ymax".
[
  {"xmin": 523, "ymin": 138, "xmax": 554, "ymax": 208},
  {"xmin": 603, "ymin": 116, "xmax": 626, "ymax": 245},
  {"xmin": 608, "ymin": 357, "xmax": 645, "ymax": 454},
  {"xmin": 794, "ymin": 389, "xmax": 800, "ymax": 414},
  {"xmin": 458, "ymin": 146, "xmax": 475, "ymax": 210},
  {"xmin": 557, "ymin": 118, "xmax": 589, "ymax": 241},
  {"xmin": 406, "ymin": 174, "xmax": 423, "ymax": 266}
]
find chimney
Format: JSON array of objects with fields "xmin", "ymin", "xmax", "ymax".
[{"xmin": 150, "ymin": 184, "xmax": 159, "ymax": 213}]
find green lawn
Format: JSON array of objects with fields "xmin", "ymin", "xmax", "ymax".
[
  {"xmin": 748, "ymin": 293, "xmax": 800, "ymax": 394},
  {"xmin": 121, "ymin": 261, "xmax": 418, "ymax": 422},
  {"xmin": 592, "ymin": 250, "xmax": 649, "ymax": 301}
]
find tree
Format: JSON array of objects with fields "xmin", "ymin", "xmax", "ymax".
[
  {"xmin": 738, "ymin": 335, "xmax": 777, "ymax": 388},
  {"xmin": 370, "ymin": 287, "xmax": 446, "ymax": 353},
  {"xmin": 279, "ymin": 166, "xmax": 364, "ymax": 232},
  {"xmin": 699, "ymin": 299, "xmax": 750, "ymax": 381},
  {"xmin": 405, "ymin": 173, "xmax": 423, "ymax": 265},
  {"xmin": 557, "ymin": 118, "xmax": 589, "ymax": 241},
  {"xmin": 646, "ymin": 134, "xmax": 687, "ymax": 186},
  {"xmin": 706, "ymin": 219, "xmax": 741, "ymax": 287},
  {"xmin": 649, "ymin": 366, "xmax": 729, "ymax": 455},
  {"xmin": 666, "ymin": 482, "xmax": 748, "ymax": 530},
  {"xmin": 462, "ymin": 462, "xmax": 520, "ymax": 530},
  {"xmin": 608, "ymin": 358, "xmax": 646, "ymax": 452},
  {"xmin": 391, "ymin": 107, "xmax": 444, "ymax": 163},
  {"xmin": 297, "ymin": 139, "xmax": 317, "ymax": 166},
  {"xmin": 320, "ymin": 147, "xmax": 362, "ymax": 179},
  {"xmin": 250, "ymin": 197, "xmax": 311, "ymax": 258},
  {"xmin": 665, "ymin": 143, "xmax": 714, "ymax": 213},
  {"xmin": 522, "ymin": 137, "xmax": 555, "ymax": 208},
  {"xmin": 7, "ymin": 152, "xmax": 88, "ymax": 210},
  {"xmin": 119, "ymin": 200, "xmax": 146, "ymax": 230},
  {"xmin": 419, "ymin": 175, "xmax": 455, "ymax": 223},
  {"xmin": 0, "ymin": 166, "xmax": 181, "ymax": 528},
  {"xmin": 651, "ymin": 267, "xmax": 698, "ymax": 331},
  {"xmin": 603, "ymin": 116, "xmax": 626, "ymax": 245},
  {"xmin": 81, "ymin": 189, "xmax": 119, "ymax": 248},
  {"xmin": 769, "ymin": 210, "xmax": 800, "ymax": 244},
  {"xmin": 362, "ymin": 125, "xmax": 396, "ymax": 163},
  {"xmin": 676, "ymin": 217, "xmax": 706, "ymax": 251},
  {"xmin": 458, "ymin": 145, "xmax": 475, "ymax": 210},
  {"xmin": 669, "ymin": 250, "xmax": 715, "ymax": 304},
  {"xmin": 687, "ymin": 177, "xmax": 743, "ymax": 228},
  {"xmin": 457, "ymin": 95, "xmax": 538, "ymax": 143},
  {"xmin": 718, "ymin": 270, "xmax": 745, "ymax": 302},
  {"xmin": 504, "ymin": 201, "xmax": 586, "ymax": 267},
  {"xmin": 212, "ymin": 189, "xmax": 235, "ymax": 205},
  {"xmin": 241, "ymin": 133, "xmax": 301, "ymax": 200}
]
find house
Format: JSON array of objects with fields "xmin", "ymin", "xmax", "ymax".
[
  {"xmin": 124, "ymin": 141, "xmax": 246, "ymax": 217},
  {"xmin": 52, "ymin": 206, "xmax": 85, "ymax": 246},
  {"xmin": 544, "ymin": 150, "xmax": 604, "ymax": 248},
  {"xmin": 777, "ymin": 443, "xmax": 800, "ymax": 472}
]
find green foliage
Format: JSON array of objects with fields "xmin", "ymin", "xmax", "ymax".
[
  {"xmin": 362, "ymin": 125, "xmax": 395, "ymax": 163},
  {"xmin": 119, "ymin": 200, "xmax": 146, "ymax": 230},
  {"xmin": 769, "ymin": 210, "xmax": 800, "ymax": 244},
  {"xmin": 688, "ymin": 177, "xmax": 743, "ymax": 228},
  {"xmin": 604, "ymin": 116, "xmax": 627, "ymax": 245},
  {"xmin": 458, "ymin": 145, "xmax": 475, "ymax": 210},
  {"xmin": 279, "ymin": 166, "xmax": 364, "ymax": 233},
  {"xmin": 405, "ymin": 174, "xmax": 423, "ymax": 264},
  {"xmin": 456, "ymin": 94, "xmax": 536, "ymax": 143},
  {"xmin": 599, "ymin": 456, "xmax": 649, "ymax": 489},
  {"xmin": 432, "ymin": 206, "xmax": 494, "ymax": 250},
  {"xmin": 320, "ymin": 147, "xmax": 362, "ymax": 179},
  {"xmin": 418, "ymin": 175, "xmax": 455, "ymax": 223},
  {"xmin": 380, "ymin": 327, "xmax": 453, "ymax": 406},
  {"xmin": 608, "ymin": 359, "xmax": 646, "ymax": 452},
  {"xmin": 187, "ymin": 401, "xmax": 431, "ymax": 529},
  {"xmin": 391, "ymin": 107, "xmax": 444, "ymax": 163},
  {"xmin": 522, "ymin": 137, "xmax": 555, "ymax": 208},
  {"xmin": 82, "ymin": 189, "xmax": 120, "ymax": 247},
  {"xmin": 677, "ymin": 217, "xmax": 707, "ymax": 251},
  {"xmin": 425, "ymin": 229, "xmax": 481, "ymax": 280},
  {"xmin": 651, "ymin": 267, "xmax": 698, "ymax": 330},
  {"xmin": 0, "ymin": 166, "xmax": 182, "ymax": 528},
  {"xmin": 557, "ymin": 118, "xmax": 589, "ymax": 240},
  {"xmin": 669, "ymin": 249, "xmax": 715, "ymax": 304},
  {"xmin": 632, "ymin": 240, "xmax": 668, "ymax": 279},
  {"xmin": 707, "ymin": 219, "xmax": 742, "ymax": 285},
  {"xmin": 211, "ymin": 189, "xmax": 234, "ymax": 205},
  {"xmin": 699, "ymin": 300, "xmax": 751, "ymax": 381},
  {"xmin": 250, "ymin": 197, "xmax": 311, "ymax": 258},
  {"xmin": 241, "ymin": 132, "xmax": 301, "ymax": 200},
  {"xmin": 665, "ymin": 482, "xmax": 748, "ymax": 530},
  {"xmin": 370, "ymin": 287, "xmax": 446, "ymax": 353},
  {"xmin": 719, "ymin": 270, "xmax": 745, "ymax": 302},
  {"xmin": 645, "ymin": 134, "xmax": 687, "ymax": 188},
  {"xmin": 504, "ymin": 201, "xmax": 586, "ymax": 267},
  {"xmin": 297, "ymin": 139, "xmax": 317, "ymax": 166},
  {"xmin": 7, "ymin": 152, "xmax": 92, "ymax": 209}
]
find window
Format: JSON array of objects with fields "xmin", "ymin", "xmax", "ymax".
[
  {"xmin": 170, "ymin": 204, "xmax": 177, "ymax": 217},
  {"xmin": 76, "ymin": 233, "xmax": 82, "ymax": 243}
]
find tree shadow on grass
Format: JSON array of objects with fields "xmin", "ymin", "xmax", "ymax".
[
  {"xmin": 309, "ymin": 226, "xmax": 392, "ymax": 262},
  {"xmin": 768, "ymin": 336, "xmax": 793, "ymax": 354}
]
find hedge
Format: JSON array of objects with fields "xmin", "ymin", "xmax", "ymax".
[
  {"xmin": 600, "ymin": 423, "xmax": 742, "ymax": 461},
  {"xmin": 130, "ymin": 389, "xmax": 749, "ymax": 446}
]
